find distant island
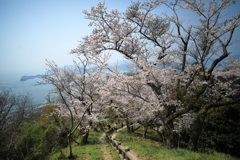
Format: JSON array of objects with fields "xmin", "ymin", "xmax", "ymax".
[
  {"xmin": 19, "ymin": 61, "xmax": 133, "ymax": 82},
  {"xmin": 20, "ymin": 75, "xmax": 41, "ymax": 81}
]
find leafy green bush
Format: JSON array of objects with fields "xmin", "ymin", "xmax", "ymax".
[
  {"xmin": 4, "ymin": 104, "xmax": 69, "ymax": 160},
  {"xmin": 13, "ymin": 122, "xmax": 48, "ymax": 160},
  {"xmin": 199, "ymin": 104, "xmax": 240, "ymax": 158}
]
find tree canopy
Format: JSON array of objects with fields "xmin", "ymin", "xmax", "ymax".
[{"xmin": 43, "ymin": 0, "xmax": 240, "ymax": 152}]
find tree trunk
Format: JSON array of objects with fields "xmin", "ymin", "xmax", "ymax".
[
  {"xmin": 130, "ymin": 123, "xmax": 134, "ymax": 133},
  {"xmin": 67, "ymin": 134, "xmax": 74, "ymax": 159},
  {"xmin": 81, "ymin": 129, "xmax": 89, "ymax": 145},
  {"xmin": 162, "ymin": 105, "xmax": 178, "ymax": 148},
  {"xmin": 189, "ymin": 112, "xmax": 207, "ymax": 151},
  {"xmin": 164, "ymin": 125, "xmax": 177, "ymax": 148},
  {"xmin": 161, "ymin": 119, "xmax": 177, "ymax": 148},
  {"xmin": 125, "ymin": 119, "xmax": 132, "ymax": 134},
  {"xmin": 143, "ymin": 124, "xmax": 148, "ymax": 139},
  {"xmin": 81, "ymin": 114, "xmax": 92, "ymax": 145}
]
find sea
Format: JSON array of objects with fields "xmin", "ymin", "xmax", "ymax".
[{"xmin": 0, "ymin": 71, "xmax": 52, "ymax": 106}]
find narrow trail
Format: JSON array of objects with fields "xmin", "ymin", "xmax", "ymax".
[
  {"xmin": 98, "ymin": 132, "xmax": 114, "ymax": 160},
  {"xmin": 98, "ymin": 126, "xmax": 126, "ymax": 160},
  {"xmin": 98, "ymin": 126, "xmax": 139, "ymax": 160},
  {"xmin": 112, "ymin": 126, "xmax": 125, "ymax": 138},
  {"xmin": 113, "ymin": 126, "xmax": 139, "ymax": 159}
]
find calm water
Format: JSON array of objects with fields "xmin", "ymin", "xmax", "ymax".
[{"xmin": 0, "ymin": 72, "xmax": 52, "ymax": 105}]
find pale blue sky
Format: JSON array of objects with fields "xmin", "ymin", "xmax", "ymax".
[
  {"xmin": 0, "ymin": 0, "xmax": 130, "ymax": 74},
  {"xmin": 0, "ymin": 0, "xmax": 239, "ymax": 75}
]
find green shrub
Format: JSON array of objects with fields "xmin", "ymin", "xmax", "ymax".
[
  {"xmin": 11, "ymin": 116, "xmax": 68, "ymax": 160},
  {"xmin": 199, "ymin": 104, "xmax": 240, "ymax": 158},
  {"xmin": 13, "ymin": 122, "xmax": 48, "ymax": 160}
]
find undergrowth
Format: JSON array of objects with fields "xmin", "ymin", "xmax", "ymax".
[
  {"xmin": 116, "ymin": 127, "xmax": 239, "ymax": 160},
  {"xmin": 49, "ymin": 131, "xmax": 104, "ymax": 160}
]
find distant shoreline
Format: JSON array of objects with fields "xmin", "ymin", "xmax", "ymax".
[{"xmin": 20, "ymin": 75, "xmax": 41, "ymax": 81}]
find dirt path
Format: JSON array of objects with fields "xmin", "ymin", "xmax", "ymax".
[
  {"xmin": 99, "ymin": 126, "xmax": 138, "ymax": 160},
  {"xmin": 98, "ymin": 132, "xmax": 115, "ymax": 160},
  {"xmin": 98, "ymin": 127, "xmax": 125, "ymax": 160},
  {"xmin": 112, "ymin": 126, "xmax": 139, "ymax": 159},
  {"xmin": 112, "ymin": 127, "xmax": 124, "ymax": 139}
]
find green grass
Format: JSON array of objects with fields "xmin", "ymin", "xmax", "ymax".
[
  {"xmin": 115, "ymin": 127, "xmax": 239, "ymax": 160},
  {"xmin": 48, "ymin": 127, "xmax": 239, "ymax": 160},
  {"xmin": 49, "ymin": 131, "xmax": 104, "ymax": 160}
]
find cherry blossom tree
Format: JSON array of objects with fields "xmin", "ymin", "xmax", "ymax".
[
  {"xmin": 40, "ymin": 53, "xmax": 110, "ymax": 158},
  {"xmin": 103, "ymin": 71, "xmax": 161, "ymax": 136},
  {"xmin": 70, "ymin": 0, "xmax": 240, "ymax": 149}
]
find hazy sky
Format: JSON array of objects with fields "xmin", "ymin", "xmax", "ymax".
[
  {"xmin": 1, "ymin": 0, "xmax": 239, "ymax": 74},
  {"xmin": 0, "ymin": 0, "xmax": 129, "ymax": 74}
]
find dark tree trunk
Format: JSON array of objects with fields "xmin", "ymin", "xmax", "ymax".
[
  {"xmin": 125, "ymin": 119, "xmax": 133, "ymax": 134},
  {"xmin": 164, "ymin": 125, "xmax": 178, "ymax": 148},
  {"xmin": 67, "ymin": 135, "xmax": 74, "ymax": 159},
  {"xmin": 162, "ymin": 105, "xmax": 178, "ymax": 148},
  {"xmin": 127, "ymin": 124, "xmax": 132, "ymax": 134},
  {"xmin": 81, "ymin": 111, "xmax": 92, "ymax": 145},
  {"xmin": 143, "ymin": 124, "xmax": 148, "ymax": 139},
  {"xmin": 130, "ymin": 123, "xmax": 134, "ymax": 133},
  {"xmin": 189, "ymin": 112, "xmax": 207, "ymax": 151},
  {"xmin": 81, "ymin": 129, "xmax": 89, "ymax": 145}
]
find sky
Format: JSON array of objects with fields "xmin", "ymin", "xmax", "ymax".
[
  {"xmin": 0, "ymin": 0, "xmax": 130, "ymax": 74},
  {"xmin": 0, "ymin": 0, "xmax": 240, "ymax": 75}
]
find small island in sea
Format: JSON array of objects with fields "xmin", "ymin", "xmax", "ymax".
[{"xmin": 20, "ymin": 75, "xmax": 41, "ymax": 81}]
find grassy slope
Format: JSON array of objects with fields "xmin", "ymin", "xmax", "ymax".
[
  {"xmin": 49, "ymin": 127, "xmax": 239, "ymax": 160},
  {"xmin": 49, "ymin": 131, "xmax": 119, "ymax": 160},
  {"xmin": 50, "ymin": 131, "xmax": 103, "ymax": 160},
  {"xmin": 115, "ymin": 127, "xmax": 239, "ymax": 160}
]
